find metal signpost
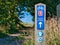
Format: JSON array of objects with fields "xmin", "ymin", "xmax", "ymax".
[
  {"xmin": 57, "ymin": 4, "xmax": 60, "ymax": 32},
  {"xmin": 57, "ymin": 4, "xmax": 60, "ymax": 20},
  {"xmin": 35, "ymin": 3, "xmax": 46, "ymax": 45}
]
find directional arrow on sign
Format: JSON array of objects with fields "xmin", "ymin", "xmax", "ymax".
[{"xmin": 39, "ymin": 22, "xmax": 42, "ymax": 28}]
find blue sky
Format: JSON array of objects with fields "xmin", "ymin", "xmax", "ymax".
[{"xmin": 17, "ymin": 6, "xmax": 34, "ymax": 24}]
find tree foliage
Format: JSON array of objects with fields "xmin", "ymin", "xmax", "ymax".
[{"xmin": 0, "ymin": 0, "xmax": 25, "ymax": 33}]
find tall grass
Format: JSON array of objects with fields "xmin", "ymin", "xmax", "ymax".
[{"xmin": 46, "ymin": 17, "xmax": 60, "ymax": 45}]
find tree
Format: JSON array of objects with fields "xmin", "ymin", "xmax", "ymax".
[{"xmin": 0, "ymin": 0, "xmax": 24, "ymax": 33}]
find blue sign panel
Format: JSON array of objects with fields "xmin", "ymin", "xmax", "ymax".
[
  {"xmin": 37, "ymin": 5, "xmax": 45, "ymax": 30},
  {"xmin": 37, "ymin": 21, "xmax": 44, "ymax": 30}
]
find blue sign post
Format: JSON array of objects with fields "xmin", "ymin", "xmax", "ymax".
[
  {"xmin": 37, "ymin": 5, "xmax": 45, "ymax": 30},
  {"xmin": 35, "ymin": 3, "xmax": 46, "ymax": 45}
]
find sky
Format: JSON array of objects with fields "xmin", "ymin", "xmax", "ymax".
[{"xmin": 17, "ymin": 6, "xmax": 34, "ymax": 24}]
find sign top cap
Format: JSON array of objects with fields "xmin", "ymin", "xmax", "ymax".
[{"xmin": 35, "ymin": 3, "xmax": 46, "ymax": 6}]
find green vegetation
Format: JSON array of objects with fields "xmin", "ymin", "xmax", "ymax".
[{"xmin": 0, "ymin": 30, "xmax": 8, "ymax": 38}]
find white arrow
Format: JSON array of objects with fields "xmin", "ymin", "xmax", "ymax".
[{"xmin": 39, "ymin": 22, "xmax": 42, "ymax": 28}]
